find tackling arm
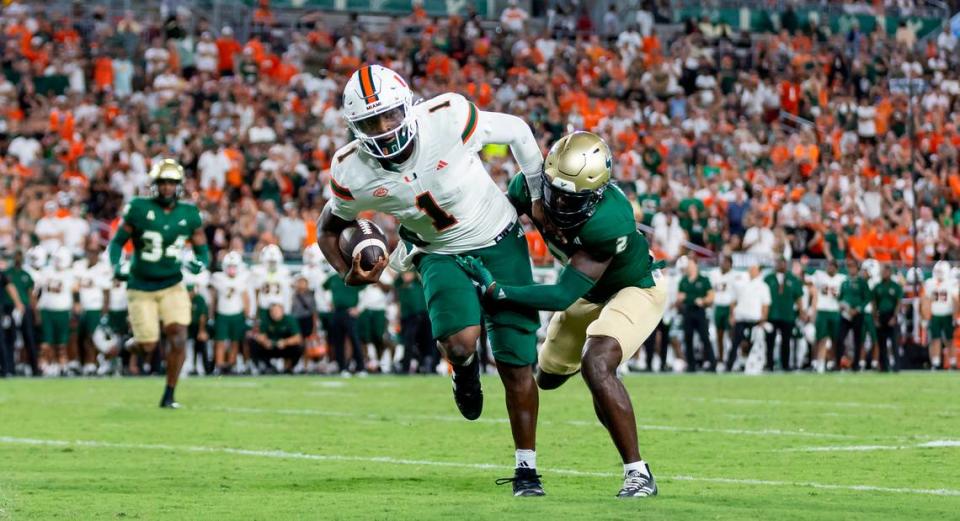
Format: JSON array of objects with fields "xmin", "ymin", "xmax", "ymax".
[{"xmin": 486, "ymin": 250, "xmax": 612, "ymax": 312}]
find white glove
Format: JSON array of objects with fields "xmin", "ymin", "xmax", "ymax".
[
  {"xmin": 11, "ymin": 307, "xmax": 23, "ymax": 327},
  {"xmin": 388, "ymin": 242, "xmax": 421, "ymax": 273}
]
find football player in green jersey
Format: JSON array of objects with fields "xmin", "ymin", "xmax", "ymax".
[
  {"xmin": 458, "ymin": 132, "xmax": 667, "ymax": 498},
  {"xmin": 107, "ymin": 159, "xmax": 210, "ymax": 408}
]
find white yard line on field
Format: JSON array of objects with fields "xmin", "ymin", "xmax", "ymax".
[
  {"xmin": 783, "ymin": 440, "xmax": 960, "ymax": 452},
  {"xmin": 694, "ymin": 397, "xmax": 902, "ymax": 410},
  {"xmin": 1, "ymin": 435, "xmax": 958, "ymax": 497},
  {"xmin": 206, "ymin": 406, "xmax": 862, "ymax": 439}
]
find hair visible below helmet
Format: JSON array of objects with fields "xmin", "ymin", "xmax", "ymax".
[
  {"xmin": 149, "ymin": 158, "xmax": 185, "ymax": 205},
  {"xmin": 541, "ymin": 131, "xmax": 613, "ymax": 230},
  {"xmin": 934, "ymin": 260, "xmax": 951, "ymax": 281},
  {"xmin": 53, "ymin": 247, "xmax": 73, "ymax": 270},
  {"xmin": 261, "ymin": 244, "xmax": 283, "ymax": 271},
  {"xmin": 342, "ymin": 65, "xmax": 417, "ymax": 159}
]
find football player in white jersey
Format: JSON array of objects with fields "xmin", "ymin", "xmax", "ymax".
[
  {"xmin": 317, "ymin": 65, "xmax": 546, "ymax": 495},
  {"xmin": 922, "ymin": 261, "xmax": 959, "ymax": 370},
  {"xmin": 210, "ymin": 252, "xmax": 251, "ymax": 374},
  {"xmin": 808, "ymin": 260, "xmax": 847, "ymax": 373},
  {"xmin": 709, "ymin": 256, "xmax": 743, "ymax": 367},
  {"xmin": 357, "ymin": 272, "xmax": 394, "ymax": 372},
  {"xmin": 252, "ymin": 244, "xmax": 293, "ymax": 319},
  {"xmin": 36, "ymin": 247, "xmax": 77, "ymax": 376},
  {"xmin": 73, "ymin": 241, "xmax": 112, "ymax": 375}
]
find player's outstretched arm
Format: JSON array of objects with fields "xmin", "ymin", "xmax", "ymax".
[
  {"xmin": 476, "ymin": 110, "xmax": 544, "ymax": 200},
  {"xmin": 460, "ymin": 250, "xmax": 612, "ymax": 312}
]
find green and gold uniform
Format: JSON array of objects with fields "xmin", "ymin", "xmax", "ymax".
[
  {"xmin": 488, "ymin": 174, "xmax": 666, "ymax": 375},
  {"xmin": 120, "ymin": 197, "xmax": 203, "ymax": 291},
  {"xmin": 113, "ymin": 197, "xmax": 203, "ymax": 344}
]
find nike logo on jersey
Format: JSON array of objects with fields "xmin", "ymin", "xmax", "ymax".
[
  {"xmin": 373, "ymin": 187, "xmax": 389, "ymax": 197},
  {"xmin": 436, "ymin": 160, "xmax": 448, "ymax": 170}
]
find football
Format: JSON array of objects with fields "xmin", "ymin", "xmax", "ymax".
[{"xmin": 339, "ymin": 219, "xmax": 388, "ymax": 272}]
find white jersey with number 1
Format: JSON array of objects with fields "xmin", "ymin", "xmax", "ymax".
[{"xmin": 328, "ymin": 92, "xmax": 542, "ymax": 255}]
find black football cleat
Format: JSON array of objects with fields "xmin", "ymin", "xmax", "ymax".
[
  {"xmin": 496, "ymin": 468, "xmax": 545, "ymax": 497},
  {"xmin": 451, "ymin": 356, "xmax": 483, "ymax": 420},
  {"xmin": 159, "ymin": 398, "xmax": 182, "ymax": 409},
  {"xmin": 617, "ymin": 467, "xmax": 658, "ymax": 498}
]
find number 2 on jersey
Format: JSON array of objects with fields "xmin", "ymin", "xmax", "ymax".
[{"xmin": 415, "ymin": 192, "xmax": 458, "ymax": 231}]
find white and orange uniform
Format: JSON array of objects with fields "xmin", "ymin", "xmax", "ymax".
[{"xmin": 328, "ymin": 93, "xmax": 543, "ymax": 257}]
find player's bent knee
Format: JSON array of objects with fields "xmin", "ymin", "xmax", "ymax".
[
  {"xmin": 536, "ymin": 369, "xmax": 576, "ymax": 390},
  {"xmin": 439, "ymin": 326, "xmax": 481, "ymax": 364},
  {"xmin": 581, "ymin": 336, "xmax": 622, "ymax": 385}
]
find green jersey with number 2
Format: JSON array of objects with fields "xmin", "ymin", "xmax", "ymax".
[
  {"xmin": 121, "ymin": 197, "xmax": 203, "ymax": 291},
  {"xmin": 507, "ymin": 174, "xmax": 656, "ymax": 303}
]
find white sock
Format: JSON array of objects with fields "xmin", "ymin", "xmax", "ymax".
[
  {"xmin": 933, "ymin": 357, "xmax": 941, "ymax": 368},
  {"xmin": 515, "ymin": 449, "xmax": 536, "ymax": 470},
  {"xmin": 624, "ymin": 460, "xmax": 649, "ymax": 477}
]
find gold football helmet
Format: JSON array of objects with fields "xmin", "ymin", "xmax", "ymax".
[
  {"xmin": 148, "ymin": 158, "xmax": 185, "ymax": 205},
  {"xmin": 541, "ymin": 131, "xmax": 612, "ymax": 229}
]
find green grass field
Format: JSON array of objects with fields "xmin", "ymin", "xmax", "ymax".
[{"xmin": 1, "ymin": 372, "xmax": 959, "ymax": 520}]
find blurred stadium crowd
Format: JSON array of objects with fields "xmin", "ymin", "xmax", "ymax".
[{"xmin": 2, "ymin": 0, "xmax": 960, "ymax": 377}]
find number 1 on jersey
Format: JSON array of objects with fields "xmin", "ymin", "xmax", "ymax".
[{"xmin": 415, "ymin": 192, "xmax": 458, "ymax": 231}]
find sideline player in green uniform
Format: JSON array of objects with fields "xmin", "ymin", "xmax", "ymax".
[
  {"xmin": 108, "ymin": 159, "xmax": 209, "ymax": 408},
  {"xmin": 458, "ymin": 132, "xmax": 667, "ymax": 499}
]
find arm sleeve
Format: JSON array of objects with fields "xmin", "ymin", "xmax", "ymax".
[
  {"xmin": 474, "ymin": 110, "xmax": 544, "ymax": 200},
  {"xmin": 108, "ymin": 226, "xmax": 131, "ymax": 268},
  {"xmin": 193, "ymin": 242, "xmax": 210, "ymax": 268},
  {"xmin": 496, "ymin": 264, "xmax": 596, "ymax": 312}
]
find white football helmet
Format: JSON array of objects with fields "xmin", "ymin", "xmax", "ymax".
[
  {"xmin": 92, "ymin": 323, "xmax": 119, "ymax": 354},
  {"xmin": 223, "ymin": 251, "xmax": 244, "ymax": 277},
  {"xmin": 934, "ymin": 260, "xmax": 950, "ymax": 281},
  {"xmin": 26, "ymin": 246, "xmax": 48, "ymax": 270},
  {"xmin": 342, "ymin": 64, "xmax": 417, "ymax": 159},
  {"xmin": 303, "ymin": 243, "xmax": 322, "ymax": 267},
  {"xmin": 261, "ymin": 244, "xmax": 283, "ymax": 272},
  {"xmin": 52, "ymin": 247, "xmax": 73, "ymax": 270}
]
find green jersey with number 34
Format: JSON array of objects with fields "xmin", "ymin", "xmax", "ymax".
[
  {"xmin": 507, "ymin": 173, "xmax": 656, "ymax": 303},
  {"xmin": 121, "ymin": 197, "xmax": 202, "ymax": 291}
]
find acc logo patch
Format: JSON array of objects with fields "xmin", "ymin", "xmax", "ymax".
[{"xmin": 373, "ymin": 187, "xmax": 389, "ymax": 197}]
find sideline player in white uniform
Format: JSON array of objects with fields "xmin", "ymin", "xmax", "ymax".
[
  {"xmin": 252, "ymin": 244, "xmax": 292, "ymax": 318},
  {"xmin": 317, "ymin": 64, "xmax": 547, "ymax": 495},
  {"xmin": 709, "ymin": 256, "xmax": 744, "ymax": 367},
  {"xmin": 922, "ymin": 261, "xmax": 959, "ymax": 370},
  {"xmin": 73, "ymin": 243, "xmax": 112, "ymax": 375},
  {"xmin": 36, "ymin": 247, "xmax": 77, "ymax": 376},
  {"xmin": 210, "ymin": 252, "xmax": 251, "ymax": 374},
  {"xmin": 809, "ymin": 260, "xmax": 846, "ymax": 373},
  {"xmin": 358, "ymin": 271, "xmax": 394, "ymax": 372}
]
